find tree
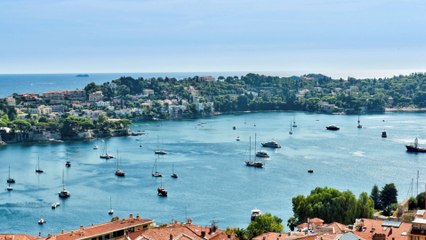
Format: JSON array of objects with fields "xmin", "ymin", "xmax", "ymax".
[
  {"xmin": 370, "ymin": 185, "xmax": 382, "ymax": 210},
  {"xmin": 287, "ymin": 216, "xmax": 297, "ymax": 231},
  {"xmin": 246, "ymin": 213, "xmax": 283, "ymax": 239},
  {"xmin": 416, "ymin": 192, "xmax": 425, "ymax": 210},
  {"xmin": 380, "ymin": 183, "xmax": 398, "ymax": 215},
  {"xmin": 357, "ymin": 192, "xmax": 374, "ymax": 218},
  {"xmin": 408, "ymin": 197, "xmax": 418, "ymax": 210}
]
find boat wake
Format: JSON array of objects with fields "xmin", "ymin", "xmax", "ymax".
[{"xmin": 351, "ymin": 151, "xmax": 365, "ymax": 157}]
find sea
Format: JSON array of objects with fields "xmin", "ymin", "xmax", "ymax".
[{"xmin": 0, "ymin": 74, "xmax": 426, "ymax": 235}]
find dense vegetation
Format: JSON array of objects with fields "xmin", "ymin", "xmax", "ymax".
[
  {"xmin": 291, "ymin": 187, "xmax": 374, "ymax": 225},
  {"xmin": 225, "ymin": 213, "xmax": 283, "ymax": 240},
  {"xmin": 84, "ymin": 72, "xmax": 426, "ymax": 118},
  {"xmin": 370, "ymin": 183, "xmax": 398, "ymax": 216}
]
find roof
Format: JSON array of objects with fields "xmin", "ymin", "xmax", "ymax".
[
  {"xmin": 353, "ymin": 218, "xmax": 411, "ymax": 240},
  {"xmin": 128, "ymin": 222, "xmax": 230, "ymax": 240},
  {"xmin": 253, "ymin": 232, "xmax": 316, "ymax": 240},
  {"xmin": 45, "ymin": 216, "xmax": 153, "ymax": 240},
  {"xmin": 0, "ymin": 235, "xmax": 38, "ymax": 240},
  {"xmin": 412, "ymin": 218, "xmax": 426, "ymax": 224},
  {"xmin": 338, "ymin": 232, "xmax": 360, "ymax": 240},
  {"xmin": 309, "ymin": 218, "xmax": 324, "ymax": 224}
]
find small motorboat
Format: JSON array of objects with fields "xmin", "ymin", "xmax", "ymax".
[
  {"xmin": 381, "ymin": 130, "xmax": 387, "ymax": 138},
  {"xmin": 108, "ymin": 209, "xmax": 114, "ymax": 215},
  {"xmin": 233, "ymin": 126, "xmax": 236, "ymax": 130},
  {"xmin": 115, "ymin": 169, "xmax": 125, "ymax": 177},
  {"xmin": 38, "ymin": 218, "xmax": 46, "ymax": 225},
  {"xmin": 6, "ymin": 184, "xmax": 13, "ymax": 191},
  {"xmin": 236, "ymin": 136, "xmax": 240, "ymax": 141},
  {"xmin": 51, "ymin": 202, "xmax": 60, "ymax": 209},
  {"xmin": 152, "ymin": 172, "xmax": 162, "ymax": 177},
  {"xmin": 255, "ymin": 151, "xmax": 270, "ymax": 158},
  {"xmin": 154, "ymin": 150, "xmax": 167, "ymax": 155},
  {"xmin": 251, "ymin": 208, "xmax": 262, "ymax": 221},
  {"xmin": 157, "ymin": 187, "xmax": 168, "ymax": 197},
  {"xmin": 326, "ymin": 125, "xmax": 340, "ymax": 131},
  {"xmin": 65, "ymin": 161, "xmax": 71, "ymax": 168},
  {"xmin": 308, "ymin": 169, "xmax": 314, "ymax": 173}
]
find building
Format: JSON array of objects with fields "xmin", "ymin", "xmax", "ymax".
[
  {"xmin": 0, "ymin": 234, "xmax": 38, "ymax": 240},
  {"xmin": 142, "ymin": 89, "xmax": 154, "ymax": 97},
  {"xmin": 66, "ymin": 90, "xmax": 86, "ymax": 101},
  {"xmin": 42, "ymin": 91, "xmax": 66, "ymax": 102},
  {"xmin": 253, "ymin": 232, "xmax": 316, "ymax": 240},
  {"xmin": 89, "ymin": 91, "xmax": 104, "ymax": 102},
  {"xmin": 409, "ymin": 210, "xmax": 426, "ymax": 240},
  {"xmin": 43, "ymin": 214, "xmax": 153, "ymax": 240},
  {"xmin": 126, "ymin": 220, "xmax": 236, "ymax": 240},
  {"xmin": 353, "ymin": 218, "xmax": 411, "ymax": 240},
  {"xmin": 5, "ymin": 97, "xmax": 16, "ymax": 107}
]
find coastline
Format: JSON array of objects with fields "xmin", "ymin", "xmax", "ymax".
[{"xmin": 385, "ymin": 107, "xmax": 426, "ymax": 112}]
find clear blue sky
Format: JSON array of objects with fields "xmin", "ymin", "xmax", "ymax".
[{"xmin": 1, "ymin": 0, "xmax": 425, "ymax": 78}]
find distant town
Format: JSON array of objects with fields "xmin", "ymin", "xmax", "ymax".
[{"xmin": 1, "ymin": 73, "xmax": 426, "ymax": 144}]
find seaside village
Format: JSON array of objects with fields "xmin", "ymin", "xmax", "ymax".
[
  {"xmin": 2, "ymin": 205, "xmax": 426, "ymax": 240},
  {"xmin": 0, "ymin": 84, "xmax": 215, "ymax": 143}
]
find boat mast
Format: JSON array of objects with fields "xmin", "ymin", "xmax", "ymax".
[
  {"xmin": 249, "ymin": 136, "xmax": 252, "ymax": 162},
  {"xmin": 62, "ymin": 170, "xmax": 65, "ymax": 191}
]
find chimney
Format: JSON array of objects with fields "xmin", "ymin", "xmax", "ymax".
[
  {"xmin": 187, "ymin": 218, "xmax": 192, "ymax": 224},
  {"xmin": 129, "ymin": 214, "xmax": 134, "ymax": 219},
  {"xmin": 136, "ymin": 215, "xmax": 140, "ymax": 219},
  {"xmin": 61, "ymin": 230, "xmax": 64, "ymax": 234},
  {"xmin": 262, "ymin": 236, "xmax": 266, "ymax": 240},
  {"xmin": 80, "ymin": 226, "xmax": 84, "ymax": 230},
  {"xmin": 201, "ymin": 231, "xmax": 206, "ymax": 238},
  {"xmin": 169, "ymin": 234, "xmax": 173, "ymax": 240}
]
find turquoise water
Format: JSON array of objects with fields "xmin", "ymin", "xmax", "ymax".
[{"xmin": 0, "ymin": 111, "xmax": 425, "ymax": 235}]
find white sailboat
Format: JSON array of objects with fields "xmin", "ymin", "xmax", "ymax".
[
  {"xmin": 100, "ymin": 140, "xmax": 114, "ymax": 159},
  {"xmin": 154, "ymin": 136, "xmax": 167, "ymax": 155},
  {"xmin": 152, "ymin": 155, "xmax": 162, "ymax": 177},
  {"xmin": 171, "ymin": 164, "xmax": 178, "ymax": 178}
]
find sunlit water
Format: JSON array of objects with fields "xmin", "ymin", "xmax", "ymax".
[{"xmin": 1, "ymin": 111, "xmax": 426, "ymax": 234}]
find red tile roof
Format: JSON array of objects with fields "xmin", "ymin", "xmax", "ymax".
[
  {"xmin": 253, "ymin": 232, "xmax": 317, "ymax": 240},
  {"xmin": 128, "ymin": 222, "xmax": 232, "ymax": 240},
  {"xmin": 0, "ymin": 235, "xmax": 38, "ymax": 240},
  {"xmin": 352, "ymin": 218, "xmax": 411, "ymax": 240},
  {"xmin": 44, "ymin": 216, "xmax": 153, "ymax": 240}
]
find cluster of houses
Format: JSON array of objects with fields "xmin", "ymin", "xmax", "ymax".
[{"xmin": 2, "ymin": 211, "xmax": 426, "ymax": 240}]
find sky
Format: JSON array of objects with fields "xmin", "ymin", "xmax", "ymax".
[{"xmin": 0, "ymin": 0, "xmax": 426, "ymax": 78}]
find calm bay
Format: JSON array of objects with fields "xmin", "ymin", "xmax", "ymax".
[{"xmin": 0, "ymin": 111, "xmax": 425, "ymax": 234}]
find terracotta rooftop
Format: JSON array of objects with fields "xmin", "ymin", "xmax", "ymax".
[
  {"xmin": 352, "ymin": 218, "xmax": 411, "ymax": 240},
  {"xmin": 0, "ymin": 235, "xmax": 38, "ymax": 240},
  {"xmin": 253, "ymin": 232, "xmax": 317, "ymax": 240},
  {"xmin": 44, "ymin": 215, "xmax": 153, "ymax": 240},
  {"xmin": 128, "ymin": 221, "xmax": 232, "ymax": 240}
]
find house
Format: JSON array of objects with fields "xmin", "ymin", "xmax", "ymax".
[
  {"xmin": 353, "ymin": 218, "xmax": 411, "ymax": 240},
  {"xmin": 408, "ymin": 210, "xmax": 426, "ymax": 240},
  {"xmin": 42, "ymin": 91, "xmax": 66, "ymax": 103},
  {"xmin": 142, "ymin": 89, "xmax": 154, "ymax": 96},
  {"xmin": 253, "ymin": 232, "xmax": 316, "ymax": 240},
  {"xmin": 126, "ymin": 219, "xmax": 236, "ymax": 240},
  {"xmin": 43, "ymin": 214, "xmax": 153, "ymax": 240},
  {"xmin": 5, "ymin": 97, "xmax": 16, "ymax": 107},
  {"xmin": 89, "ymin": 91, "xmax": 104, "ymax": 102},
  {"xmin": 66, "ymin": 90, "xmax": 86, "ymax": 101}
]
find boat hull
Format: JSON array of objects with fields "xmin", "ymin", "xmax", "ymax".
[{"xmin": 406, "ymin": 145, "xmax": 426, "ymax": 153}]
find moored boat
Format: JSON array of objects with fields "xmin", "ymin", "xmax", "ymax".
[
  {"xmin": 51, "ymin": 202, "xmax": 60, "ymax": 209},
  {"xmin": 406, "ymin": 138, "xmax": 426, "ymax": 153},
  {"xmin": 381, "ymin": 130, "xmax": 387, "ymax": 138},
  {"xmin": 58, "ymin": 171, "xmax": 70, "ymax": 199},
  {"xmin": 326, "ymin": 125, "xmax": 340, "ymax": 131},
  {"xmin": 261, "ymin": 140, "xmax": 281, "ymax": 148},
  {"xmin": 255, "ymin": 151, "xmax": 269, "ymax": 158},
  {"xmin": 38, "ymin": 218, "xmax": 46, "ymax": 225},
  {"xmin": 251, "ymin": 208, "xmax": 261, "ymax": 221}
]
